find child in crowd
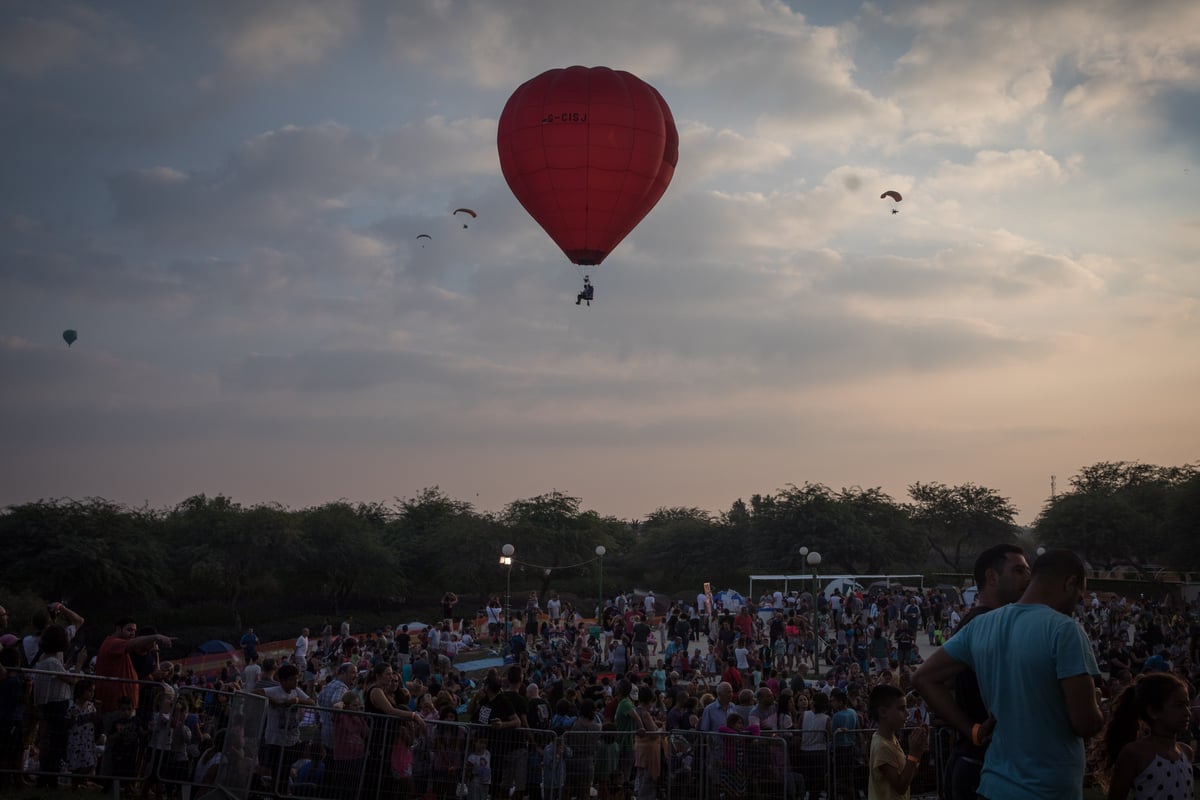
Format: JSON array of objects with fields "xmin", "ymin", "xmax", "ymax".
[
  {"xmin": 717, "ymin": 712, "xmax": 759, "ymax": 797},
  {"xmin": 332, "ymin": 691, "xmax": 369, "ymax": 799},
  {"xmin": 417, "ymin": 693, "xmax": 439, "ymax": 721},
  {"xmin": 867, "ymin": 684, "xmax": 928, "ymax": 800},
  {"xmin": 164, "ymin": 700, "xmax": 194, "ymax": 789},
  {"xmin": 103, "ymin": 695, "xmax": 140, "ymax": 782},
  {"xmin": 466, "ymin": 735, "xmax": 491, "ymax": 800},
  {"xmin": 542, "ymin": 735, "xmax": 571, "ymax": 798},
  {"xmin": 1099, "ymin": 672, "xmax": 1193, "ymax": 800},
  {"xmin": 65, "ymin": 679, "xmax": 101, "ymax": 789},
  {"xmin": 141, "ymin": 692, "xmax": 175, "ymax": 799}
]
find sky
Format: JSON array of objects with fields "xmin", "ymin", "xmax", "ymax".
[{"xmin": 2, "ymin": 0, "xmax": 1198, "ymax": 526}]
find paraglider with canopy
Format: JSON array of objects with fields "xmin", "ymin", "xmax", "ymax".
[
  {"xmin": 453, "ymin": 208, "xmax": 477, "ymax": 228},
  {"xmin": 497, "ymin": 65, "xmax": 678, "ymax": 305},
  {"xmin": 881, "ymin": 190, "xmax": 902, "ymax": 214}
]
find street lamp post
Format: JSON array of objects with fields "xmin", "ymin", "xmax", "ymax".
[
  {"xmin": 595, "ymin": 545, "xmax": 607, "ymax": 622},
  {"xmin": 500, "ymin": 544, "xmax": 514, "ymax": 643},
  {"xmin": 800, "ymin": 546, "xmax": 822, "ymax": 670}
]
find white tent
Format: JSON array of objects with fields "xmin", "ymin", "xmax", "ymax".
[{"xmin": 748, "ymin": 573, "xmax": 925, "ymax": 600}]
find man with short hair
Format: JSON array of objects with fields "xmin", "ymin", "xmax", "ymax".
[
  {"xmin": 700, "ymin": 681, "xmax": 735, "ymax": 796},
  {"xmin": 937, "ymin": 543, "xmax": 1031, "ymax": 800},
  {"xmin": 239, "ymin": 626, "xmax": 259, "ymax": 662},
  {"xmin": 294, "ymin": 627, "xmax": 310, "ymax": 665},
  {"xmin": 257, "ymin": 657, "xmax": 280, "ymax": 693},
  {"xmin": 411, "ymin": 650, "xmax": 431, "ymax": 683},
  {"xmin": 242, "ymin": 653, "xmax": 262, "ymax": 692},
  {"xmin": 93, "ymin": 618, "xmax": 173, "ymax": 712},
  {"xmin": 496, "ymin": 666, "xmax": 530, "ymax": 800},
  {"xmin": 895, "ymin": 621, "xmax": 915, "ymax": 665},
  {"xmin": 913, "ymin": 549, "xmax": 1103, "ymax": 800},
  {"xmin": 316, "ymin": 662, "xmax": 355, "ymax": 754},
  {"xmin": 699, "ymin": 681, "xmax": 733, "ymax": 732},
  {"xmin": 396, "ymin": 624, "xmax": 411, "ymax": 658},
  {"xmin": 441, "ymin": 591, "xmax": 459, "ymax": 628},
  {"xmin": 631, "ymin": 616, "xmax": 652, "ymax": 671},
  {"xmin": 261, "ymin": 663, "xmax": 315, "ymax": 796}
]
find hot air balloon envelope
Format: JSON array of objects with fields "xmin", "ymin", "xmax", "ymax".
[
  {"xmin": 62, "ymin": 329, "xmax": 77, "ymax": 347},
  {"xmin": 497, "ymin": 66, "xmax": 678, "ymax": 266}
]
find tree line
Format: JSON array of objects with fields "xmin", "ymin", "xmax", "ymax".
[{"xmin": 1, "ymin": 460, "xmax": 1194, "ymax": 635}]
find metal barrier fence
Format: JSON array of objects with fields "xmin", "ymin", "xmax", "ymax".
[
  {"xmin": 173, "ymin": 712, "xmax": 797, "ymax": 800},
  {"xmin": 6, "ymin": 669, "xmax": 266, "ymax": 798},
  {"xmin": 5, "ymin": 671, "xmax": 957, "ymax": 800}
]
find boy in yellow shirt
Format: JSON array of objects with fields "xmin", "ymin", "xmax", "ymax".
[{"xmin": 867, "ymin": 684, "xmax": 929, "ymax": 800}]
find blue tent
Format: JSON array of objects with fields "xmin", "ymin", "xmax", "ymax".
[{"xmin": 194, "ymin": 640, "xmax": 235, "ymax": 655}]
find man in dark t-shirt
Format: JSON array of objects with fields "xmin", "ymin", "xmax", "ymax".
[
  {"xmin": 496, "ymin": 666, "xmax": 530, "ymax": 799},
  {"xmin": 942, "ymin": 544, "xmax": 1030, "ymax": 800},
  {"xmin": 896, "ymin": 624, "xmax": 915, "ymax": 664},
  {"xmin": 631, "ymin": 617, "xmax": 652, "ymax": 670}
]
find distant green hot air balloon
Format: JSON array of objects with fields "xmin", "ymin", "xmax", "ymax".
[{"xmin": 62, "ymin": 329, "xmax": 77, "ymax": 347}]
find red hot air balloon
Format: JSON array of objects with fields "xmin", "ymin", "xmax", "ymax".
[{"xmin": 497, "ymin": 66, "xmax": 678, "ymax": 267}]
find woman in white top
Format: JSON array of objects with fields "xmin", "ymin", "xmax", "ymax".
[
  {"xmin": 34, "ymin": 624, "xmax": 79, "ymax": 787},
  {"xmin": 799, "ymin": 691, "xmax": 832, "ymax": 799}
]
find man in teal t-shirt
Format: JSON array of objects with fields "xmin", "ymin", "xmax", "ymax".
[{"xmin": 911, "ymin": 549, "xmax": 1103, "ymax": 800}]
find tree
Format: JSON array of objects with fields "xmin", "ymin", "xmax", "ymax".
[
  {"xmin": 168, "ymin": 495, "xmax": 302, "ymax": 630},
  {"xmin": 629, "ymin": 507, "xmax": 725, "ymax": 589},
  {"xmin": 0, "ymin": 498, "xmax": 166, "ymax": 608},
  {"xmin": 389, "ymin": 487, "xmax": 502, "ymax": 601},
  {"xmin": 828, "ymin": 487, "xmax": 922, "ymax": 574},
  {"xmin": 1164, "ymin": 474, "xmax": 1200, "ymax": 570},
  {"xmin": 501, "ymin": 491, "xmax": 605, "ymax": 598},
  {"xmin": 907, "ymin": 482, "xmax": 1018, "ymax": 571},
  {"xmin": 1034, "ymin": 492, "xmax": 1143, "ymax": 569},
  {"xmin": 295, "ymin": 502, "xmax": 402, "ymax": 614},
  {"xmin": 1035, "ymin": 461, "xmax": 1198, "ymax": 571}
]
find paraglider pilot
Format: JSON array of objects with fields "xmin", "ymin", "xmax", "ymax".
[{"xmin": 576, "ymin": 275, "xmax": 594, "ymax": 306}]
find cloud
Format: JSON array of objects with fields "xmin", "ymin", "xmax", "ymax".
[
  {"xmin": 661, "ymin": 123, "xmax": 792, "ymax": 188},
  {"xmin": 203, "ymin": 0, "xmax": 358, "ymax": 82},
  {"xmin": 925, "ymin": 149, "xmax": 1074, "ymax": 195},
  {"xmin": 107, "ymin": 118, "xmax": 500, "ymax": 247},
  {"xmin": 0, "ymin": 4, "xmax": 146, "ymax": 77},
  {"xmin": 3, "ymin": 0, "xmax": 1199, "ymax": 524},
  {"xmin": 880, "ymin": 0, "xmax": 1200, "ymax": 145},
  {"xmin": 108, "ymin": 123, "xmax": 380, "ymax": 253},
  {"xmin": 386, "ymin": 0, "xmax": 903, "ymax": 152}
]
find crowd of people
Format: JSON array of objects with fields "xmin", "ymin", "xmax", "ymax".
[{"xmin": 1, "ymin": 546, "xmax": 1199, "ymax": 800}]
